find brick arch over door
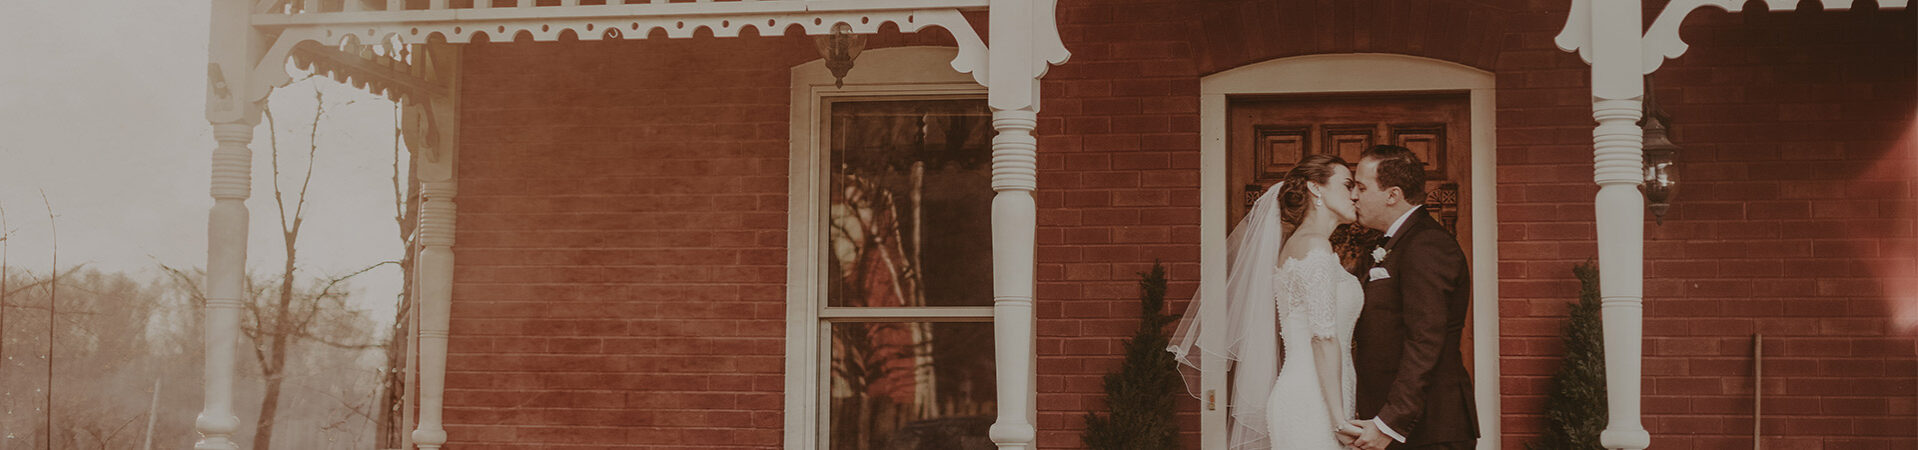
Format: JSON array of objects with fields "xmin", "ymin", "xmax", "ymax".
[{"xmin": 1187, "ymin": 0, "xmax": 1511, "ymax": 76}]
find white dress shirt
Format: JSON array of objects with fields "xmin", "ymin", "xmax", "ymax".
[{"xmin": 1383, "ymin": 205, "xmax": 1422, "ymax": 239}]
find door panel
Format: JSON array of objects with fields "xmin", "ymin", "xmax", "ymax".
[{"xmin": 1226, "ymin": 92, "xmax": 1476, "ymax": 374}]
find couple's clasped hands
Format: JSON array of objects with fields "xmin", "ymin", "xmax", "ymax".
[{"xmin": 1335, "ymin": 420, "xmax": 1392, "ymax": 450}]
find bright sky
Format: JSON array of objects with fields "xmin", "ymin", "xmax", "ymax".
[{"xmin": 1, "ymin": 1, "xmax": 406, "ymax": 323}]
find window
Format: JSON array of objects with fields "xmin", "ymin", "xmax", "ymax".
[
  {"xmin": 820, "ymin": 98, "xmax": 997, "ymax": 449},
  {"xmin": 786, "ymin": 47, "xmax": 997, "ymax": 450}
]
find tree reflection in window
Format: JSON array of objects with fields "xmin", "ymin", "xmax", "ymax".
[{"xmin": 825, "ymin": 98, "xmax": 997, "ymax": 449}]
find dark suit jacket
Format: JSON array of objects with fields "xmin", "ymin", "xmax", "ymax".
[{"xmin": 1354, "ymin": 207, "xmax": 1479, "ymax": 446}]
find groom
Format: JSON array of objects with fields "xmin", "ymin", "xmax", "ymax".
[{"xmin": 1343, "ymin": 145, "xmax": 1478, "ymax": 450}]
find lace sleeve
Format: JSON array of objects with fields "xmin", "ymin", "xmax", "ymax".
[
  {"xmin": 1273, "ymin": 266, "xmax": 1302, "ymax": 317},
  {"xmin": 1302, "ymin": 262, "xmax": 1338, "ymax": 340},
  {"xmin": 1274, "ymin": 256, "xmax": 1339, "ymax": 340}
]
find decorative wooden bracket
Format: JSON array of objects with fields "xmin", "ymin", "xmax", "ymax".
[{"xmin": 289, "ymin": 40, "xmax": 450, "ymax": 103}]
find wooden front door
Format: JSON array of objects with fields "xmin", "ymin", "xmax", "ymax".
[{"xmin": 1226, "ymin": 92, "xmax": 1476, "ymax": 373}]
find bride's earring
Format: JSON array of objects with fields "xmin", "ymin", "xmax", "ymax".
[{"xmin": 1314, "ymin": 197, "xmax": 1324, "ymax": 207}]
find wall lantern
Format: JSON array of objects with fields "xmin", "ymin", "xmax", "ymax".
[
  {"xmin": 1642, "ymin": 77, "xmax": 1679, "ymax": 224},
  {"xmin": 814, "ymin": 23, "xmax": 866, "ymax": 88}
]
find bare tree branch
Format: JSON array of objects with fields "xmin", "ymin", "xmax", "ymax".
[
  {"xmin": 291, "ymin": 260, "xmax": 395, "ymax": 336},
  {"xmin": 41, "ymin": 188, "xmax": 57, "ymax": 448},
  {"xmin": 286, "ymin": 373, "xmax": 380, "ymax": 424},
  {"xmin": 94, "ymin": 412, "xmax": 143, "ymax": 448},
  {"xmin": 379, "ymin": 95, "xmax": 423, "ymax": 448},
  {"xmin": 0, "ymin": 268, "xmax": 85, "ymax": 301},
  {"xmin": 393, "ymin": 102, "xmax": 405, "ymax": 233},
  {"xmin": 1, "ymin": 199, "xmax": 9, "ymax": 364},
  {"xmin": 291, "ymin": 85, "xmax": 322, "ymax": 238},
  {"xmin": 314, "ymin": 261, "xmax": 396, "ymax": 301},
  {"xmin": 292, "ymin": 330, "xmax": 383, "ymax": 350},
  {"xmin": 0, "ymin": 302, "xmax": 100, "ymax": 315},
  {"xmin": 267, "ymin": 100, "xmax": 286, "ymax": 239}
]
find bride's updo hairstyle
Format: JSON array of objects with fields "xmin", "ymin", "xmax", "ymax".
[{"xmin": 1277, "ymin": 154, "xmax": 1348, "ymax": 227}]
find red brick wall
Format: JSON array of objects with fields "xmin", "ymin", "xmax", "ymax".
[
  {"xmin": 447, "ymin": 37, "xmax": 811, "ymax": 448},
  {"xmin": 1030, "ymin": 1, "xmax": 1204, "ymax": 447},
  {"xmin": 445, "ymin": 29, "xmax": 977, "ymax": 449},
  {"xmin": 1188, "ymin": 0, "xmax": 1507, "ymax": 74},
  {"xmin": 1492, "ymin": 3, "xmax": 1918, "ymax": 449}
]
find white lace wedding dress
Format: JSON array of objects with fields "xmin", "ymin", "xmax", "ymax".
[{"xmin": 1265, "ymin": 248, "xmax": 1365, "ymax": 449}]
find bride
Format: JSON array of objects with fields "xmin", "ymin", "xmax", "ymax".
[{"xmin": 1167, "ymin": 154, "xmax": 1365, "ymax": 449}]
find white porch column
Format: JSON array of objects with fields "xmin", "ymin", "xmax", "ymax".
[
  {"xmin": 410, "ymin": 179, "xmax": 455, "ymax": 449},
  {"xmin": 985, "ymin": 0, "xmax": 1061, "ymax": 445},
  {"xmin": 198, "ymin": 0, "xmax": 261, "ymax": 448},
  {"xmin": 982, "ymin": 0, "xmax": 1070, "ymax": 445},
  {"xmin": 197, "ymin": 122, "xmax": 253, "ymax": 450},
  {"xmin": 987, "ymin": 108, "xmax": 1040, "ymax": 450},
  {"xmin": 408, "ymin": 93, "xmax": 459, "ymax": 449},
  {"xmin": 1587, "ymin": 0, "xmax": 1651, "ymax": 448}
]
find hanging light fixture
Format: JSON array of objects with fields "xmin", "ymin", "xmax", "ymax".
[
  {"xmin": 1642, "ymin": 75, "xmax": 1680, "ymax": 224},
  {"xmin": 814, "ymin": 23, "xmax": 866, "ymax": 88}
]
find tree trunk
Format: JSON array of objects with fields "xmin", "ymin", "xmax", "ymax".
[
  {"xmin": 255, "ymin": 238, "xmax": 298, "ymax": 450},
  {"xmin": 254, "ymin": 368, "xmax": 285, "ymax": 450},
  {"xmin": 374, "ymin": 298, "xmax": 410, "ymax": 448},
  {"xmin": 374, "ymin": 242, "xmax": 415, "ymax": 448}
]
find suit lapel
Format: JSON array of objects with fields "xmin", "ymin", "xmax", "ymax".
[
  {"xmin": 1380, "ymin": 205, "xmax": 1428, "ymax": 253},
  {"xmin": 1365, "ymin": 207, "xmax": 1418, "ymax": 291}
]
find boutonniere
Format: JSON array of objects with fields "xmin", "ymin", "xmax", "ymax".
[{"xmin": 1371, "ymin": 246, "xmax": 1389, "ymax": 263}]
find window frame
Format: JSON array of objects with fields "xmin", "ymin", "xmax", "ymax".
[{"xmin": 785, "ymin": 47, "xmax": 989, "ymax": 450}]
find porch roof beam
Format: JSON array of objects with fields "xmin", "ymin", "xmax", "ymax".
[
  {"xmin": 239, "ymin": 6, "xmax": 991, "ymax": 104},
  {"xmin": 250, "ymin": 0, "xmax": 987, "ymax": 27}
]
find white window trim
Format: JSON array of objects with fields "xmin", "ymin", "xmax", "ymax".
[
  {"xmin": 786, "ymin": 46, "xmax": 988, "ymax": 450},
  {"xmin": 1197, "ymin": 53, "xmax": 1501, "ymax": 450}
]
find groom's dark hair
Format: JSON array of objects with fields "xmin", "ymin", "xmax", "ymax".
[{"xmin": 1361, "ymin": 144, "xmax": 1427, "ymax": 204}]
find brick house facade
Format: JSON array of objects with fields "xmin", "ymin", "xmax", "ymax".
[
  {"xmin": 194, "ymin": 0, "xmax": 1915, "ymax": 448},
  {"xmin": 431, "ymin": 2, "xmax": 1915, "ymax": 448}
]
